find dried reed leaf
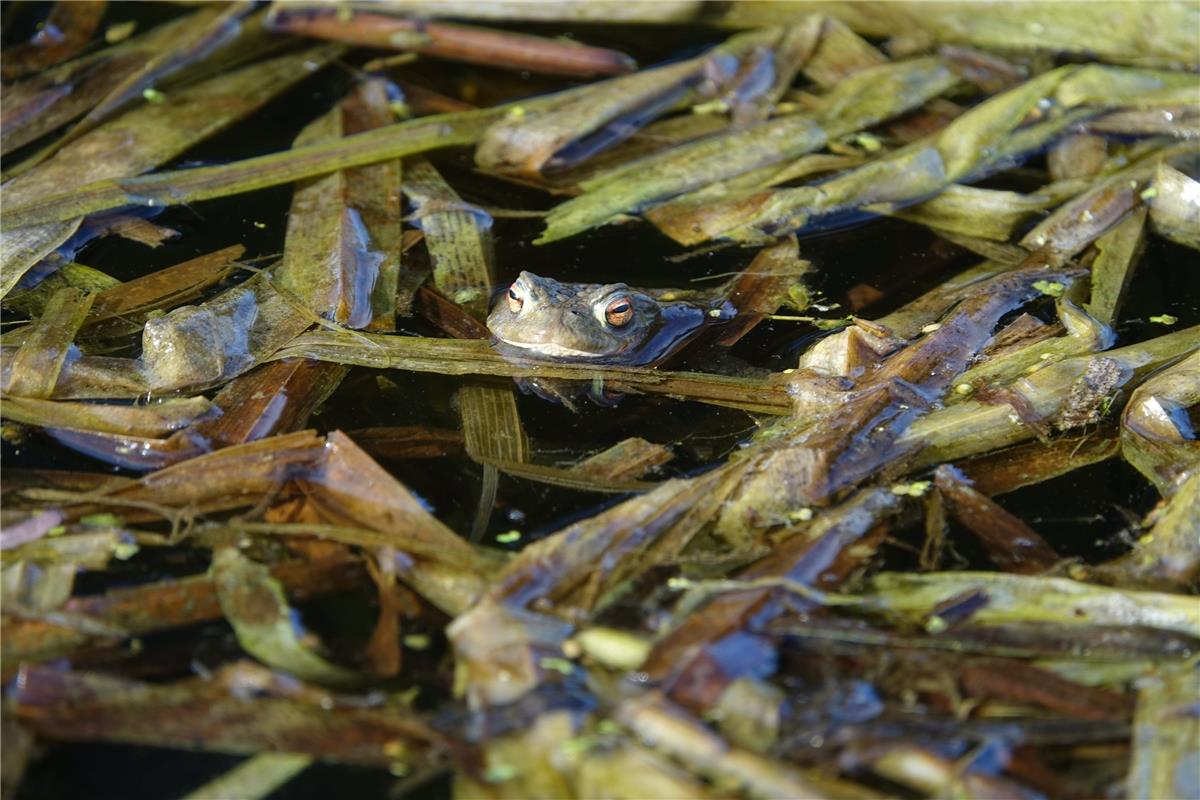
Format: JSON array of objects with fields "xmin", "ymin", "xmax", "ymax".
[{"xmin": 265, "ymin": 4, "xmax": 635, "ymax": 77}]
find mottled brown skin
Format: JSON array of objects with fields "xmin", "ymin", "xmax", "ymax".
[
  {"xmin": 488, "ymin": 271, "xmax": 734, "ymax": 365},
  {"xmin": 487, "ymin": 270, "xmax": 734, "ymax": 405}
]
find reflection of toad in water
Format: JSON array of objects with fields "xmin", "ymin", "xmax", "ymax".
[{"xmin": 486, "ymin": 271, "xmax": 734, "ymax": 405}]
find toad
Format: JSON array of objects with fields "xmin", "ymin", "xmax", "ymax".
[{"xmin": 487, "ymin": 271, "xmax": 735, "ymax": 404}]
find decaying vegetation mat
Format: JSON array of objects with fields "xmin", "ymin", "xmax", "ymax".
[{"xmin": 2, "ymin": 3, "xmax": 1198, "ymax": 798}]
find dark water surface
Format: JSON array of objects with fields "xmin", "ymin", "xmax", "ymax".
[{"xmin": 5, "ymin": 4, "xmax": 1199, "ymax": 799}]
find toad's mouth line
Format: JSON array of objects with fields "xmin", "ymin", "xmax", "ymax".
[{"xmin": 494, "ymin": 338, "xmax": 607, "ymax": 358}]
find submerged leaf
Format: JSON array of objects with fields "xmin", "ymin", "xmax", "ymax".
[
  {"xmin": 211, "ymin": 546, "xmax": 361, "ymax": 687},
  {"xmin": 278, "ymin": 103, "xmax": 385, "ymax": 329},
  {"xmin": 56, "ymin": 430, "xmax": 327, "ymax": 526},
  {"xmin": 571, "ymin": 438, "xmax": 674, "ymax": 483},
  {"xmin": 1097, "ymin": 470, "xmax": 1200, "ymax": 592},
  {"xmin": 932, "ymin": 465, "xmax": 1060, "ymax": 574},
  {"xmin": 2, "ymin": 548, "xmax": 361, "ymax": 670},
  {"xmin": 403, "ymin": 157, "xmax": 528, "ymax": 540},
  {"xmin": 341, "ymin": 80, "xmax": 406, "ymax": 330}
]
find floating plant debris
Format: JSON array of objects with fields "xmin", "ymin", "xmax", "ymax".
[{"xmin": 1, "ymin": 4, "xmax": 1198, "ymax": 799}]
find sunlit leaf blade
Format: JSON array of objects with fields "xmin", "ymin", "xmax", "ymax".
[
  {"xmin": 0, "ymin": 220, "xmax": 83, "ymax": 300},
  {"xmin": 404, "ymin": 158, "xmax": 495, "ymax": 317},
  {"xmin": 58, "ymin": 3, "xmax": 258, "ymax": 153},
  {"xmin": 949, "ymin": 299, "xmax": 1115, "ymax": 400},
  {"xmin": 363, "ymin": 1, "xmax": 704, "ymax": 24},
  {"xmin": 1, "ymin": 261, "xmax": 119, "ymax": 318},
  {"xmin": 271, "ymin": 332, "xmax": 792, "ymax": 413},
  {"xmin": 1022, "ymin": 141, "xmax": 1200, "ymax": 261},
  {"xmin": 81, "ymin": 244, "xmax": 246, "ymax": 337}
]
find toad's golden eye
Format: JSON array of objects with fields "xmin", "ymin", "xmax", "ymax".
[
  {"xmin": 507, "ymin": 285, "xmax": 524, "ymax": 313},
  {"xmin": 605, "ymin": 297, "xmax": 634, "ymax": 327}
]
